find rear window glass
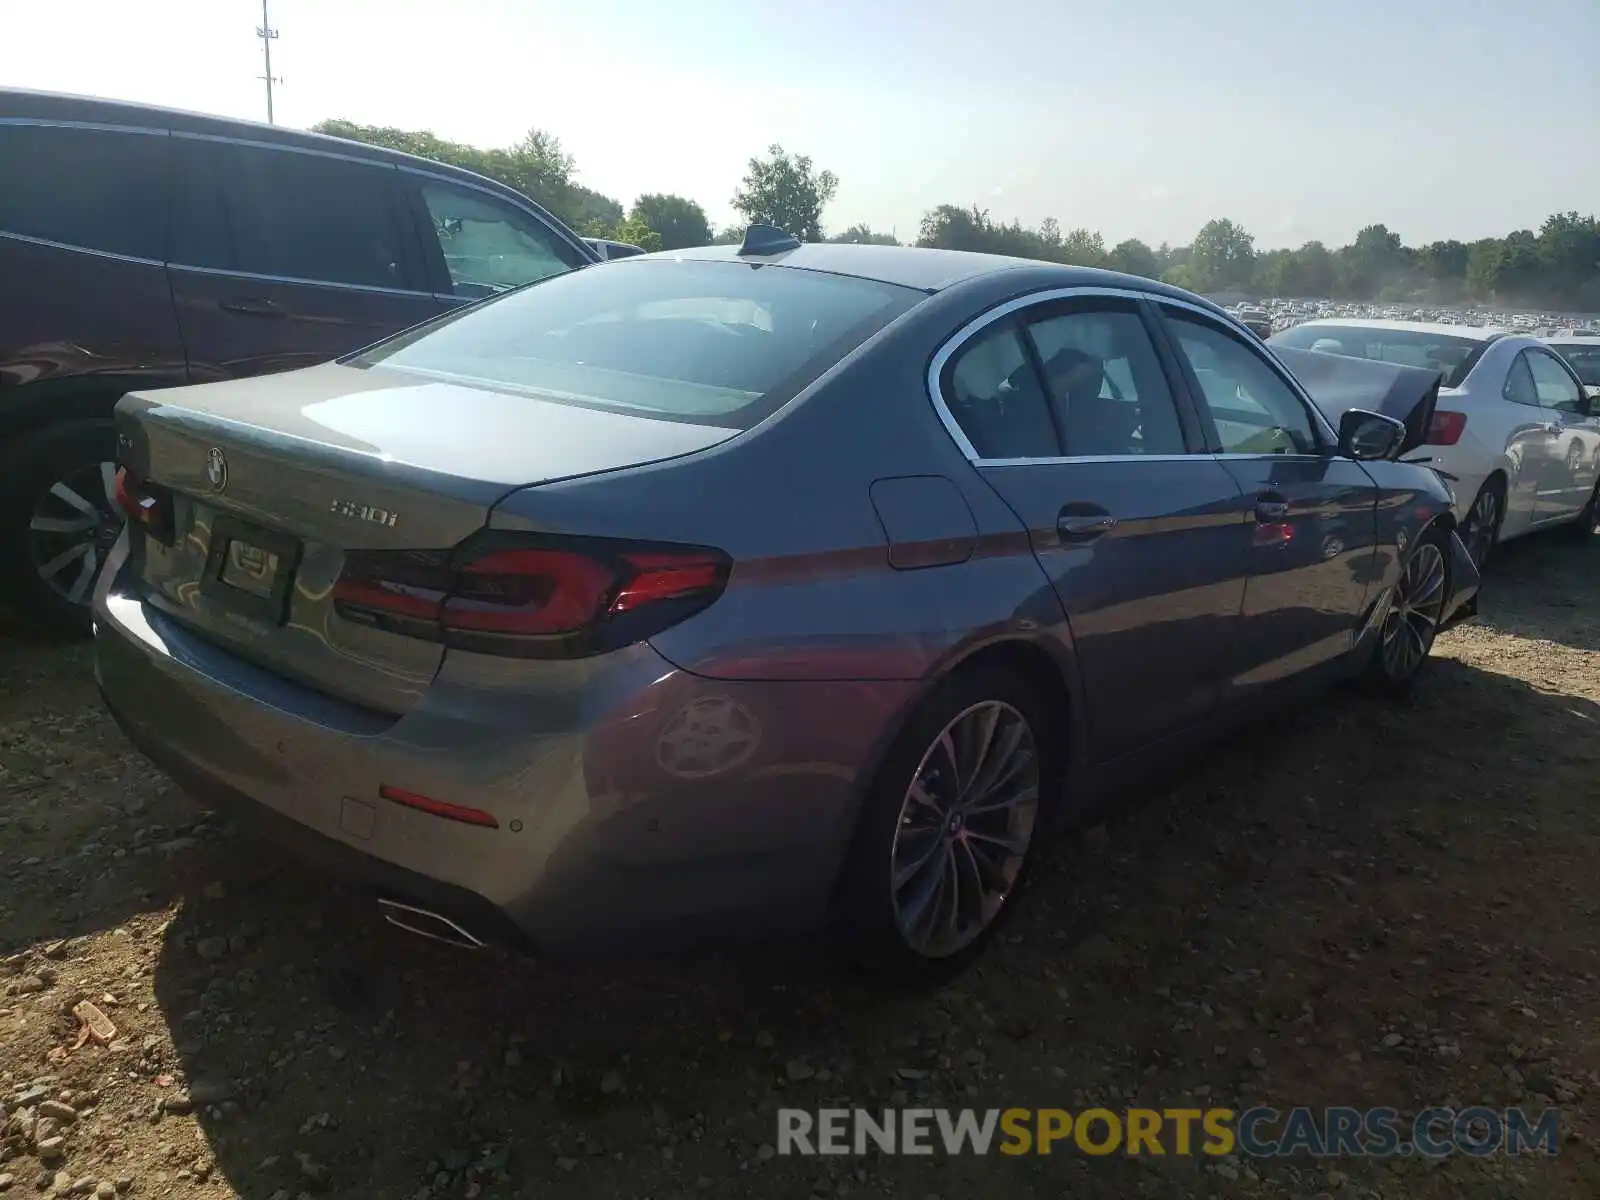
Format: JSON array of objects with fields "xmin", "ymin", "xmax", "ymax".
[
  {"xmin": 1547, "ymin": 343, "xmax": 1600, "ymax": 387},
  {"xmin": 351, "ymin": 259, "xmax": 920, "ymax": 428},
  {"xmin": 1270, "ymin": 324, "xmax": 1486, "ymax": 388}
]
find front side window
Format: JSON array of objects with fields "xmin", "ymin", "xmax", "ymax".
[
  {"xmin": 169, "ymin": 139, "xmax": 417, "ymax": 291},
  {"xmin": 1169, "ymin": 312, "xmax": 1318, "ymax": 455},
  {"xmin": 0, "ymin": 124, "xmax": 166, "ymax": 259},
  {"xmin": 1502, "ymin": 353, "xmax": 1539, "ymax": 406},
  {"xmin": 1526, "ymin": 350, "xmax": 1585, "ymax": 413},
  {"xmin": 417, "ymin": 181, "xmax": 582, "ymax": 296},
  {"xmin": 1023, "ymin": 306, "xmax": 1186, "ymax": 455},
  {"xmin": 353, "ymin": 258, "xmax": 919, "ymax": 429}
]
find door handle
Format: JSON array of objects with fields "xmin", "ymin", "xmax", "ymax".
[
  {"xmin": 1255, "ymin": 493, "xmax": 1291, "ymax": 522},
  {"xmin": 218, "ymin": 297, "xmax": 284, "ymax": 318},
  {"xmin": 1057, "ymin": 509, "xmax": 1117, "ymax": 542}
]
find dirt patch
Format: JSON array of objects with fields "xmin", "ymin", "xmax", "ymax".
[{"xmin": 2, "ymin": 534, "xmax": 1598, "ymax": 1199}]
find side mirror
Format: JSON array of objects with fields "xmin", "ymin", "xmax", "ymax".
[{"xmin": 1338, "ymin": 408, "xmax": 1407, "ymax": 461}]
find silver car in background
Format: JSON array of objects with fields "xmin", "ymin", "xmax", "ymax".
[{"xmin": 95, "ymin": 232, "xmax": 1478, "ymax": 981}]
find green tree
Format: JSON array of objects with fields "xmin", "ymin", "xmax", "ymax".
[
  {"xmin": 1189, "ymin": 218, "xmax": 1256, "ymax": 291},
  {"xmin": 1106, "ymin": 238, "xmax": 1159, "ymax": 278},
  {"xmin": 310, "ymin": 119, "xmax": 616, "ymax": 234},
  {"xmin": 731, "ymin": 145, "xmax": 839, "ymax": 242},
  {"xmin": 1058, "ymin": 228, "xmax": 1106, "ymax": 267},
  {"xmin": 631, "ymin": 194, "xmax": 712, "ymax": 250},
  {"xmin": 828, "ymin": 223, "xmax": 901, "ymax": 245}
]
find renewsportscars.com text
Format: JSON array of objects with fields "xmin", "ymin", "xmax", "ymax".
[{"xmin": 777, "ymin": 1106, "xmax": 1561, "ymax": 1158}]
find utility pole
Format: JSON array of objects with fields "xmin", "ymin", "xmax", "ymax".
[{"xmin": 256, "ymin": 0, "xmax": 282, "ymax": 124}]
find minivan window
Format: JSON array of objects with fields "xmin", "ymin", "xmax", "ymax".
[
  {"xmin": 0, "ymin": 123, "xmax": 167, "ymax": 260},
  {"xmin": 169, "ymin": 138, "xmax": 419, "ymax": 291},
  {"xmin": 416, "ymin": 180, "xmax": 582, "ymax": 296},
  {"xmin": 351, "ymin": 259, "xmax": 920, "ymax": 428}
]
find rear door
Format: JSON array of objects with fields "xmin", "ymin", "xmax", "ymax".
[
  {"xmin": 1153, "ymin": 303, "xmax": 1380, "ymax": 691},
  {"xmin": 935, "ymin": 292, "xmax": 1251, "ymax": 762},
  {"xmin": 167, "ymin": 136, "xmax": 448, "ymax": 382},
  {"xmin": 1525, "ymin": 347, "xmax": 1600, "ymax": 519}
]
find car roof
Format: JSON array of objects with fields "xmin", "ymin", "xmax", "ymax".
[
  {"xmin": 639, "ymin": 241, "xmax": 1219, "ymax": 301},
  {"xmin": 1288, "ymin": 318, "xmax": 1504, "ymax": 342},
  {"xmin": 0, "ymin": 87, "xmax": 545, "ymax": 210}
]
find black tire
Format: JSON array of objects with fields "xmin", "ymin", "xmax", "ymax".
[
  {"xmin": 834, "ymin": 664, "xmax": 1061, "ymax": 985},
  {"xmin": 0, "ymin": 419, "xmax": 122, "ymax": 638},
  {"xmin": 1558, "ymin": 477, "xmax": 1599, "ymax": 543},
  {"xmin": 1458, "ymin": 476, "xmax": 1504, "ymax": 572},
  {"xmin": 1361, "ymin": 523, "xmax": 1452, "ymax": 696}
]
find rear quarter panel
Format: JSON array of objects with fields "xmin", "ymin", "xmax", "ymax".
[
  {"xmin": 0, "ymin": 236, "xmax": 187, "ymax": 439},
  {"xmin": 484, "ymin": 275, "xmax": 1082, "ymax": 691}
]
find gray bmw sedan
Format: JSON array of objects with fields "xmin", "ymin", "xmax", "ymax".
[{"xmin": 95, "ymin": 230, "xmax": 1476, "ymax": 980}]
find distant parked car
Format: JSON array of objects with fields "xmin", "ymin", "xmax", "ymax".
[
  {"xmin": 0, "ymin": 88, "xmax": 599, "ymax": 632},
  {"xmin": 1235, "ymin": 307, "xmax": 1273, "ymax": 339},
  {"xmin": 1271, "ymin": 319, "xmax": 1600, "ymax": 567},
  {"xmin": 585, "ymin": 237, "xmax": 648, "ymax": 261},
  {"xmin": 96, "ymin": 233, "xmax": 1479, "ymax": 980}
]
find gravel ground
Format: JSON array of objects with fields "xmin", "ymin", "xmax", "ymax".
[{"xmin": 1, "ymin": 531, "xmax": 1598, "ymax": 1200}]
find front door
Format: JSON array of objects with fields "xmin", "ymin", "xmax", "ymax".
[
  {"xmin": 936, "ymin": 295, "xmax": 1251, "ymax": 762},
  {"xmin": 166, "ymin": 135, "xmax": 450, "ymax": 382},
  {"xmin": 1526, "ymin": 347, "xmax": 1600, "ymax": 520},
  {"xmin": 1154, "ymin": 304, "xmax": 1381, "ymax": 694}
]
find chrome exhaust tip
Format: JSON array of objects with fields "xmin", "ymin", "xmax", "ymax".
[{"xmin": 377, "ymin": 898, "xmax": 485, "ymax": 950}]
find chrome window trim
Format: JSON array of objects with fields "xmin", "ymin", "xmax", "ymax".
[
  {"xmin": 927, "ymin": 285, "xmax": 1301, "ymax": 465},
  {"xmin": 165, "ymin": 261, "xmax": 442, "ymax": 300},
  {"xmin": 171, "ymin": 128, "xmax": 398, "ymax": 169},
  {"xmin": 0, "ymin": 117, "xmax": 167, "ymax": 135},
  {"xmin": 0, "ymin": 229, "xmax": 164, "ymax": 269}
]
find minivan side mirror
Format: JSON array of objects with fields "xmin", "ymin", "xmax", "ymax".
[{"xmin": 1338, "ymin": 408, "xmax": 1407, "ymax": 461}]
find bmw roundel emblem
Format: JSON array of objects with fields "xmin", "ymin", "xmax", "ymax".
[{"xmin": 204, "ymin": 447, "xmax": 228, "ymax": 492}]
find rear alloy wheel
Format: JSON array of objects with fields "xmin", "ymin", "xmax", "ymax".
[
  {"xmin": 837, "ymin": 667, "xmax": 1055, "ymax": 982},
  {"xmin": 1459, "ymin": 480, "xmax": 1502, "ymax": 571},
  {"xmin": 1365, "ymin": 527, "xmax": 1449, "ymax": 694},
  {"xmin": 0, "ymin": 420, "xmax": 122, "ymax": 636},
  {"xmin": 1559, "ymin": 477, "xmax": 1599, "ymax": 543}
]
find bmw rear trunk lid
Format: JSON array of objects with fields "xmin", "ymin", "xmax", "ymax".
[{"xmin": 112, "ymin": 362, "xmax": 737, "ymax": 714}]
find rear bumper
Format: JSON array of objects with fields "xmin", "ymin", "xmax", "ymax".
[{"xmin": 94, "ymin": 574, "xmax": 913, "ymax": 956}]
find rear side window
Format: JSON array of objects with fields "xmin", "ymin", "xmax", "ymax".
[
  {"xmin": 352, "ymin": 258, "xmax": 919, "ymax": 428},
  {"xmin": 0, "ymin": 123, "xmax": 167, "ymax": 259},
  {"xmin": 944, "ymin": 323, "xmax": 1060, "ymax": 459},
  {"xmin": 1526, "ymin": 349, "xmax": 1585, "ymax": 413},
  {"xmin": 169, "ymin": 138, "xmax": 419, "ymax": 291},
  {"xmin": 1502, "ymin": 353, "xmax": 1539, "ymax": 406}
]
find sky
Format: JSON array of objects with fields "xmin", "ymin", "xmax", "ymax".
[{"xmin": 6, "ymin": 0, "xmax": 1598, "ymax": 250}]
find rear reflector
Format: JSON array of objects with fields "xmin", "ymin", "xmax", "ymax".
[
  {"xmin": 333, "ymin": 535, "xmax": 730, "ymax": 658},
  {"xmin": 114, "ymin": 466, "xmax": 173, "ymax": 542},
  {"xmin": 1426, "ymin": 410, "xmax": 1468, "ymax": 446},
  {"xmin": 379, "ymin": 784, "xmax": 498, "ymax": 828}
]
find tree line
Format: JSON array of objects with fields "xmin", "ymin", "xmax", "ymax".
[{"xmin": 312, "ymin": 120, "xmax": 1600, "ymax": 312}]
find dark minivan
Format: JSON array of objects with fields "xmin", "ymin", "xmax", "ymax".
[{"xmin": 0, "ymin": 89, "xmax": 598, "ymax": 632}]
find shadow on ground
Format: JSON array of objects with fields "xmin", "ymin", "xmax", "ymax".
[{"xmin": 134, "ymin": 654, "xmax": 1600, "ymax": 1200}]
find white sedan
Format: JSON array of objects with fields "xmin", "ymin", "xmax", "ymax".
[{"xmin": 1270, "ymin": 320, "xmax": 1600, "ymax": 566}]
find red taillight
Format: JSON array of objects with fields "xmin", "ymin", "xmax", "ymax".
[
  {"xmin": 1426, "ymin": 410, "xmax": 1467, "ymax": 446},
  {"xmin": 378, "ymin": 784, "xmax": 498, "ymax": 828},
  {"xmin": 114, "ymin": 466, "xmax": 163, "ymax": 524},
  {"xmin": 332, "ymin": 537, "xmax": 730, "ymax": 658}
]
